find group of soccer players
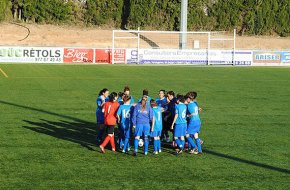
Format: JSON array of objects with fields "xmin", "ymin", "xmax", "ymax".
[{"xmin": 96, "ymin": 86, "xmax": 203, "ymax": 156}]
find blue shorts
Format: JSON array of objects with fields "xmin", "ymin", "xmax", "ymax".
[
  {"xmin": 174, "ymin": 123, "xmax": 187, "ymax": 137},
  {"xmin": 120, "ymin": 123, "xmax": 131, "ymax": 139},
  {"xmin": 151, "ymin": 130, "xmax": 162, "ymax": 137},
  {"xmin": 187, "ymin": 120, "xmax": 201, "ymax": 135},
  {"xmin": 135, "ymin": 124, "xmax": 150, "ymax": 137}
]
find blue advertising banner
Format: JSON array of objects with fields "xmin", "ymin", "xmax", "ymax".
[{"xmin": 281, "ymin": 52, "xmax": 290, "ymax": 64}]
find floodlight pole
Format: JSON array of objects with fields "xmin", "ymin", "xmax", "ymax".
[{"xmin": 179, "ymin": 0, "xmax": 188, "ymax": 49}]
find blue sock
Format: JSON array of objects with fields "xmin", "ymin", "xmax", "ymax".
[
  {"xmin": 158, "ymin": 139, "xmax": 161, "ymax": 151},
  {"xmin": 123, "ymin": 138, "xmax": 129, "ymax": 151},
  {"xmin": 188, "ymin": 141, "xmax": 192, "ymax": 149},
  {"xmin": 187, "ymin": 136, "xmax": 197, "ymax": 149},
  {"xmin": 196, "ymin": 138, "xmax": 202, "ymax": 153},
  {"xmin": 127, "ymin": 141, "xmax": 130, "ymax": 150},
  {"xmin": 154, "ymin": 140, "xmax": 157, "ymax": 152},
  {"xmin": 175, "ymin": 139, "xmax": 182, "ymax": 149},
  {"xmin": 144, "ymin": 136, "xmax": 149, "ymax": 153},
  {"xmin": 134, "ymin": 138, "xmax": 139, "ymax": 152},
  {"xmin": 181, "ymin": 140, "xmax": 185, "ymax": 150}
]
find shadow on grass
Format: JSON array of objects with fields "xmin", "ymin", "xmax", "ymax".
[
  {"xmin": 1, "ymin": 100, "xmax": 290, "ymax": 174},
  {"xmin": 204, "ymin": 149, "xmax": 290, "ymax": 175},
  {"xmin": 23, "ymin": 119, "xmax": 96, "ymax": 151}
]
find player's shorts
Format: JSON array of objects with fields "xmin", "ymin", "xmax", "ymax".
[
  {"xmin": 174, "ymin": 123, "xmax": 187, "ymax": 137},
  {"xmin": 135, "ymin": 123, "xmax": 150, "ymax": 137},
  {"xmin": 105, "ymin": 125, "xmax": 115, "ymax": 135},
  {"xmin": 151, "ymin": 130, "xmax": 162, "ymax": 137},
  {"xmin": 120, "ymin": 123, "xmax": 131, "ymax": 139},
  {"xmin": 187, "ymin": 120, "xmax": 201, "ymax": 135}
]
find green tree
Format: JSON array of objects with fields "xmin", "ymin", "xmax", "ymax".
[{"xmin": 0, "ymin": 0, "xmax": 12, "ymax": 21}]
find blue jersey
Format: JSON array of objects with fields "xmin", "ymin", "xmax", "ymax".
[
  {"xmin": 187, "ymin": 101, "xmax": 200, "ymax": 122},
  {"xmin": 175, "ymin": 103, "xmax": 187, "ymax": 124},
  {"xmin": 96, "ymin": 95, "xmax": 108, "ymax": 123},
  {"xmin": 132, "ymin": 103, "xmax": 153, "ymax": 125},
  {"xmin": 152, "ymin": 107, "xmax": 163, "ymax": 132},
  {"xmin": 156, "ymin": 97, "xmax": 167, "ymax": 111},
  {"xmin": 117, "ymin": 104, "xmax": 133, "ymax": 127}
]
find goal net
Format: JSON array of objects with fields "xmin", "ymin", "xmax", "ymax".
[{"xmin": 112, "ymin": 29, "xmax": 236, "ymax": 65}]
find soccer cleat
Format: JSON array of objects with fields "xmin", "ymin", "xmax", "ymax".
[
  {"xmin": 175, "ymin": 149, "xmax": 183, "ymax": 155},
  {"xmin": 122, "ymin": 150, "xmax": 126, "ymax": 153},
  {"xmin": 133, "ymin": 152, "xmax": 137, "ymax": 156},
  {"xmin": 99, "ymin": 145, "xmax": 105, "ymax": 153},
  {"xmin": 189, "ymin": 149, "xmax": 198, "ymax": 155},
  {"xmin": 144, "ymin": 152, "xmax": 148, "ymax": 156},
  {"xmin": 158, "ymin": 149, "xmax": 162, "ymax": 153},
  {"xmin": 153, "ymin": 151, "xmax": 158, "ymax": 155}
]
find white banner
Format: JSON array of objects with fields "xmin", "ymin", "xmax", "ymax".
[
  {"xmin": 138, "ymin": 49, "xmax": 252, "ymax": 65},
  {"xmin": 138, "ymin": 49, "xmax": 207, "ymax": 64},
  {"xmin": 0, "ymin": 47, "xmax": 63, "ymax": 63}
]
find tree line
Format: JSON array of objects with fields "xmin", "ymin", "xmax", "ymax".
[{"xmin": 0, "ymin": 0, "xmax": 289, "ymax": 37}]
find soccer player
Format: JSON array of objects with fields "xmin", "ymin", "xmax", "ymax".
[
  {"xmin": 186, "ymin": 91, "xmax": 202, "ymax": 154},
  {"xmin": 138, "ymin": 89, "xmax": 152, "ymax": 103},
  {"xmin": 150, "ymin": 99, "xmax": 163, "ymax": 154},
  {"xmin": 156, "ymin": 90, "xmax": 167, "ymax": 108},
  {"xmin": 123, "ymin": 86, "xmax": 135, "ymax": 104},
  {"xmin": 171, "ymin": 94, "xmax": 187, "ymax": 154},
  {"xmin": 117, "ymin": 92, "xmax": 124, "ymax": 105},
  {"xmin": 156, "ymin": 90, "xmax": 168, "ymax": 142},
  {"xmin": 99, "ymin": 92, "xmax": 120, "ymax": 153},
  {"xmin": 96, "ymin": 88, "xmax": 109, "ymax": 143},
  {"xmin": 164, "ymin": 91, "xmax": 176, "ymax": 143},
  {"xmin": 117, "ymin": 95, "xmax": 134, "ymax": 153},
  {"xmin": 132, "ymin": 95, "xmax": 153, "ymax": 156}
]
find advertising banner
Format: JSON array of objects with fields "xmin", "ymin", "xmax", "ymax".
[
  {"xmin": 281, "ymin": 52, "xmax": 290, "ymax": 64},
  {"xmin": 94, "ymin": 49, "xmax": 126, "ymax": 64},
  {"xmin": 138, "ymin": 49, "xmax": 208, "ymax": 64},
  {"xmin": 137, "ymin": 49, "xmax": 252, "ymax": 65},
  {"xmin": 95, "ymin": 49, "xmax": 110, "ymax": 63},
  {"xmin": 0, "ymin": 47, "xmax": 63, "ymax": 63},
  {"xmin": 111, "ymin": 49, "xmax": 126, "ymax": 64},
  {"xmin": 63, "ymin": 48, "xmax": 94, "ymax": 63},
  {"xmin": 126, "ymin": 49, "xmax": 138, "ymax": 64},
  {"xmin": 233, "ymin": 51, "xmax": 252, "ymax": 65},
  {"xmin": 253, "ymin": 51, "xmax": 281, "ymax": 64}
]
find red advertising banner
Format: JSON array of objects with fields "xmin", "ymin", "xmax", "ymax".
[
  {"xmin": 95, "ymin": 49, "xmax": 110, "ymax": 63},
  {"xmin": 63, "ymin": 48, "xmax": 94, "ymax": 63},
  {"xmin": 95, "ymin": 49, "xmax": 126, "ymax": 64}
]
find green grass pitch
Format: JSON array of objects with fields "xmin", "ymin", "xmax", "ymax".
[{"xmin": 0, "ymin": 64, "xmax": 289, "ymax": 189}]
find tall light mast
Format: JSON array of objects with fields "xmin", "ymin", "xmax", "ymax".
[{"xmin": 179, "ymin": 0, "xmax": 188, "ymax": 49}]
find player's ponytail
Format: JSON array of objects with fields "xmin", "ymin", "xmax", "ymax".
[
  {"xmin": 141, "ymin": 99, "xmax": 147, "ymax": 111},
  {"xmin": 99, "ymin": 88, "xmax": 108, "ymax": 96},
  {"xmin": 177, "ymin": 94, "xmax": 185, "ymax": 103},
  {"xmin": 150, "ymin": 99, "xmax": 157, "ymax": 108},
  {"xmin": 122, "ymin": 95, "xmax": 131, "ymax": 103},
  {"xmin": 108, "ymin": 92, "xmax": 118, "ymax": 102}
]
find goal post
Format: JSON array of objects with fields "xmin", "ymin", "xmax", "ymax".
[{"xmin": 112, "ymin": 29, "xmax": 236, "ymax": 65}]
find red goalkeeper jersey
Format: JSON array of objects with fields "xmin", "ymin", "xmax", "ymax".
[{"xmin": 103, "ymin": 102, "xmax": 120, "ymax": 125}]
